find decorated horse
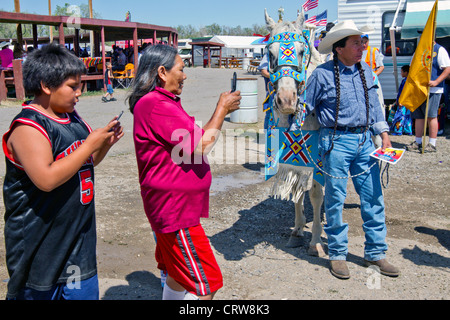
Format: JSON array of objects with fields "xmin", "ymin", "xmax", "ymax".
[{"xmin": 263, "ymin": 8, "xmax": 326, "ymax": 257}]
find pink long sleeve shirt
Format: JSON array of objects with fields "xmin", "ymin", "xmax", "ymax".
[{"xmin": 133, "ymin": 87, "xmax": 211, "ymax": 233}]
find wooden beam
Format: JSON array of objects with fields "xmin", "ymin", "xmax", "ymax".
[
  {"xmin": 133, "ymin": 27, "xmax": 138, "ymax": 72},
  {"xmin": 12, "ymin": 59, "xmax": 24, "ymax": 100},
  {"xmin": 74, "ymin": 28, "xmax": 80, "ymax": 56},
  {"xmin": 32, "ymin": 24, "xmax": 38, "ymax": 48},
  {"xmin": 58, "ymin": 22, "xmax": 64, "ymax": 45},
  {"xmin": 101, "ymin": 26, "xmax": 106, "ymax": 91},
  {"xmin": 0, "ymin": 70, "xmax": 7, "ymax": 102}
]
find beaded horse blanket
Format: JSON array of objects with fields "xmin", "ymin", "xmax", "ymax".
[{"xmin": 264, "ymin": 31, "xmax": 324, "ymax": 202}]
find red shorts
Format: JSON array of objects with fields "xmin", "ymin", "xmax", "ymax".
[{"xmin": 155, "ymin": 224, "xmax": 223, "ymax": 296}]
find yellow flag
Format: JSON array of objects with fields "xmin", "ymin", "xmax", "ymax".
[{"xmin": 398, "ymin": 0, "xmax": 438, "ymax": 112}]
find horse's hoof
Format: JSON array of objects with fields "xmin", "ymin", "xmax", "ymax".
[
  {"xmin": 308, "ymin": 243, "xmax": 327, "ymax": 257},
  {"xmin": 286, "ymin": 235, "xmax": 303, "ymax": 248}
]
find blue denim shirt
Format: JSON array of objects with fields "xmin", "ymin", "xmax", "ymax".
[{"xmin": 305, "ymin": 59, "xmax": 388, "ymax": 135}]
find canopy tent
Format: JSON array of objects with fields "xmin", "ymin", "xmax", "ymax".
[
  {"xmin": 209, "ymin": 35, "xmax": 266, "ymax": 57},
  {"xmin": 401, "ymin": 0, "xmax": 450, "ymax": 38},
  {"xmin": 209, "ymin": 36, "xmax": 266, "ymax": 49}
]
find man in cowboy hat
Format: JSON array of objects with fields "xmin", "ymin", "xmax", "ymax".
[{"xmin": 304, "ymin": 20, "xmax": 399, "ymax": 279}]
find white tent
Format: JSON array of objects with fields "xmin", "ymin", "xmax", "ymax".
[{"xmin": 209, "ymin": 35, "xmax": 266, "ymax": 57}]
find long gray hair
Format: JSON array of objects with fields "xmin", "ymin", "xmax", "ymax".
[{"xmin": 128, "ymin": 44, "xmax": 178, "ymax": 113}]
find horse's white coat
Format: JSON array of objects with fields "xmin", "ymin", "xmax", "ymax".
[{"xmin": 265, "ymin": 8, "xmax": 326, "ymax": 256}]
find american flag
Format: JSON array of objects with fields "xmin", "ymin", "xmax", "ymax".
[
  {"xmin": 302, "ymin": 0, "xmax": 319, "ymax": 12},
  {"xmin": 305, "ymin": 13, "xmax": 317, "ymax": 24},
  {"xmin": 305, "ymin": 10, "xmax": 327, "ymax": 26},
  {"xmin": 315, "ymin": 10, "xmax": 327, "ymax": 26}
]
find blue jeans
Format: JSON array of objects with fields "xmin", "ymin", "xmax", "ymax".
[
  {"xmin": 319, "ymin": 127, "xmax": 388, "ymax": 261},
  {"xmin": 12, "ymin": 274, "xmax": 99, "ymax": 300}
]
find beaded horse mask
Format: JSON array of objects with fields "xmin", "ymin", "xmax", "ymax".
[{"xmin": 267, "ymin": 31, "xmax": 310, "ymax": 90}]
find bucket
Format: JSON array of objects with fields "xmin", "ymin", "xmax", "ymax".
[
  {"xmin": 242, "ymin": 57, "xmax": 251, "ymax": 71},
  {"xmin": 230, "ymin": 77, "xmax": 258, "ymax": 123}
]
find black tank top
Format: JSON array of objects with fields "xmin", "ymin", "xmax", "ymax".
[{"xmin": 2, "ymin": 105, "xmax": 97, "ymax": 298}]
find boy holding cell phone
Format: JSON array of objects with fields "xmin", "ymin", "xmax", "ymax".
[{"xmin": 2, "ymin": 43, "xmax": 124, "ymax": 300}]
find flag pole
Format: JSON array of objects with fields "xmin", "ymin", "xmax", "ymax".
[
  {"xmin": 422, "ymin": 87, "xmax": 431, "ymax": 154},
  {"xmin": 421, "ymin": 0, "xmax": 438, "ymax": 154}
]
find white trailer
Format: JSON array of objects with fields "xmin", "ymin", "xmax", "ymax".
[{"xmin": 338, "ymin": 0, "xmax": 450, "ymax": 102}]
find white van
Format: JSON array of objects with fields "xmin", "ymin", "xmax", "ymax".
[
  {"xmin": 338, "ymin": 0, "xmax": 450, "ymax": 103},
  {"xmin": 178, "ymin": 39, "xmax": 192, "ymax": 67}
]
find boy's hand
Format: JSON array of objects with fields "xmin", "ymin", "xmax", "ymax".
[
  {"xmin": 86, "ymin": 118, "xmax": 123, "ymax": 151},
  {"xmin": 107, "ymin": 116, "xmax": 124, "ymax": 145}
]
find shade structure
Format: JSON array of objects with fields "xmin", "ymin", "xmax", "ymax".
[{"xmin": 401, "ymin": 0, "xmax": 450, "ymax": 39}]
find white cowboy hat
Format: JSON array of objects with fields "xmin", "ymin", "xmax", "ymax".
[{"xmin": 318, "ymin": 20, "xmax": 373, "ymax": 54}]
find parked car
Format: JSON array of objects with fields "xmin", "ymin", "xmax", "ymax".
[{"xmin": 179, "ymin": 48, "xmax": 192, "ymax": 67}]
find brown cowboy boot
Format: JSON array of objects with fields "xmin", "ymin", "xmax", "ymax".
[
  {"xmin": 364, "ymin": 259, "xmax": 400, "ymax": 277},
  {"xmin": 330, "ymin": 260, "xmax": 350, "ymax": 280}
]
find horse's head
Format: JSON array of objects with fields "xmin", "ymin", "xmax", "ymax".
[{"xmin": 265, "ymin": 9, "xmax": 308, "ymax": 117}]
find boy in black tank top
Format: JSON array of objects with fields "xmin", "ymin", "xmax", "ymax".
[{"xmin": 2, "ymin": 43, "xmax": 124, "ymax": 300}]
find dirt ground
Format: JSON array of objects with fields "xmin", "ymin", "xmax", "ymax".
[{"xmin": 0, "ymin": 67, "xmax": 448, "ymax": 301}]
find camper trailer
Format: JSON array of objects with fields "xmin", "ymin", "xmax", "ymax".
[
  {"xmin": 177, "ymin": 38, "xmax": 192, "ymax": 67},
  {"xmin": 338, "ymin": 0, "xmax": 450, "ymax": 102}
]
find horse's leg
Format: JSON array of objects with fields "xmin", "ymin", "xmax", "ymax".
[
  {"xmin": 307, "ymin": 180, "xmax": 326, "ymax": 257},
  {"xmin": 286, "ymin": 192, "xmax": 306, "ymax": 248}
]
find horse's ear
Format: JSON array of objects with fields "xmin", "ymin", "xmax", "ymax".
[
  {"xmin": 265, "ymin": 8, "xmax": 276, "ymax": 31},
  {"xmin": 295, "ymin": 8, "xmax": 305, "ymax": 30}
]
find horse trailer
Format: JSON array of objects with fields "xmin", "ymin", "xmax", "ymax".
[{"xmin": 338, "ymin": 0, "xmax": 450, "ymax": 103}]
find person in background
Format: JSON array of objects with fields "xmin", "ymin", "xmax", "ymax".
[
  {"xmin": 258, "ymin": 49, "xmax": 273, "ymax": 129},
  {"xmin": 0, "ymin": 41, "xmax": 14, "ymax": 69},
  {"xmin": 407, "ymin": 42, "xmax": 450, "ymax": 152},
  {"xmin": 390, "ymin": 65, "xmax": 412, "ymax": 135},
  {"xmin": 13, "ymin": 42, "xmax": 25, "ymax": 60},
  {"xmin": 102, "ymin": 62, "xmax": 117, "ymax": 102}
]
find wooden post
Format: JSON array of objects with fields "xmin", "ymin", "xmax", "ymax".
[
  {"xmin": 89, "ymin": 0, "xmax": 94, "ymax": 57},
  {"xmin": 133, "ymin": 27, "xmax": 138, "ymax": 72},
  {"xmin": 12, "ymin": 59, "xmax": 25, "ymax": 100},
  {"xmin": 0, "ymin": 70, "xmax": 7, "ymax": 102},
  {"xmin": 14, "ymin": 0, "xmax": 23, "ymax": 47},
  {"xmin": 74, "ymin": 28, "xmax": 80, "ymax": 56},
  {"xmin": 32, "ymin": 24, "xmax": 38, "ymax": 49},
  {"xmin": 208, "ymin": 45, "xmax": 211, "ymax": 68},
  {"xmin": 101, "ymin": 26, "xmax": 106, "ymax": 91},
  {"xmin": 49, "ymin": 0, "xmax": 53, "ymax": 42},
  {"xmin": 59, "ymin": 22, "xmax": 65, "ymax": 45}
]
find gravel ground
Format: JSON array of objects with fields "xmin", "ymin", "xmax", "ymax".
[{"xmin": 0, "ymin": 67, "xmax": 448, "ymax": 302}]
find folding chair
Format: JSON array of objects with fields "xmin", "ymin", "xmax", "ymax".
[
  {"xmin": 124, "ymin": 63, "xmax": 135, "ymax": 88},
  {"xmin": 113, "ymin": 68, "xmax": 127, "ymax": 89}
]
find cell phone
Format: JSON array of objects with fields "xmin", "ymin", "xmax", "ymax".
[
  {"xmin": 109, "ymin": 111, "xmax": 123, "ymax": 132},
  {"xmin": 231, "ymin": 72, "xmax": 237, "ymax": 92},
  {"xmin": 116, "ymin": 110, "xmax": 124, "ymax": 121}
]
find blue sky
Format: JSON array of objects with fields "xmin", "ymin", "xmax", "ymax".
[{"xmin": 1, "ymin": 0, "xmax": 338, "ymax": 28}]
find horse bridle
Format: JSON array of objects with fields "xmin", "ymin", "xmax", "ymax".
[{"xmin": 267, "ymin": 31, "xmax": 311, "ymax": 121}]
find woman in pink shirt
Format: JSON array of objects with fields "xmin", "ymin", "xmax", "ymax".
[
  {"xmin": 128, "ymin": 44, "xmax": 240, "ymax": 300},
  {"xmin": 0, "ymin": 42, "xmax": 14, "ymax": 69}
]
